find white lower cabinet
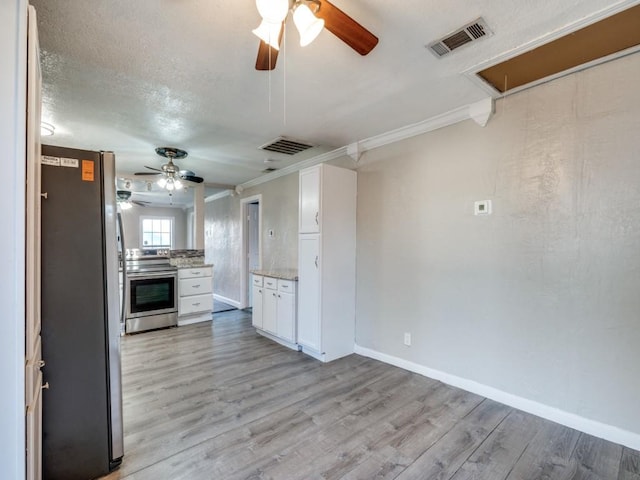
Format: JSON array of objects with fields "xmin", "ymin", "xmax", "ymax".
[
  {"xmin": 251, "ymin": 277, "xmax": 263, "ymax": 329},
  {"xmin": 251, "ymin": 274, "xmax": 298, "ymax": 349},
  {"xmin": 178, "ymin": 266, "xmax": 213, "ymax": 326}
]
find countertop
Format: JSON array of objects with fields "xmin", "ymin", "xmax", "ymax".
[
  {"xmin": 175, "ymin": 263, "xmax": 213, "ymax": 269},
  {"xmin": 251, "ymin": 269, "xmax": 298, "ymax": 281}
]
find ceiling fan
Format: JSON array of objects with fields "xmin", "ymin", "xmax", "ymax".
[
  {"xmin": 116, "ymin": 190, "xmax": 151, "ymax": 209},
  {"xmin": 135, "ymin": 147, "xmax": 203, "ymax": 191},
  {"xmin": 253, "ymin": 0, "xmax": 378, "ymax": 71}
]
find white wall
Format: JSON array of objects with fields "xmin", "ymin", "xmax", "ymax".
[
  {"xmin": 0, "ymin": 0, "xmax": 28, "ymax": 477},
  {"xmin": 204, "ymin": 173, "xmax": 299, "ymax": 302},
  {"xmin": 355, "ymin": 52, "xmax": 640, "ymax": 446},
  {"xmin": 120, "ymin": 205, "xmax": 188, "ymax": 250}
]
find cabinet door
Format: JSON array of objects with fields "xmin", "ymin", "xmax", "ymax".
[
  {"xmin": 252, "ymin": 285, "xmax": 263, "ymax": 328},
  {"xmin": 277, "ymin": 292, "xmax": 296, "ymax": 343},
  {"xmin": 263, "ymin": 289, "xmax": 278, "ymax": 334},
  {"xmin": 299, "ymin": 167, "xmax": 320, "ymax": 233},
  {"xmin": 297, "ymin": 235, "xmax": 321, "ymax": 351}
]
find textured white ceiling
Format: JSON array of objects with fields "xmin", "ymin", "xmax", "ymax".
[{"xmin": 31, "ymin": 0, "xmax": 635, "ymax": 206}]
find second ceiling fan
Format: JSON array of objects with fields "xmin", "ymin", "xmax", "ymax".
[{"xmin": 253, "ymin": 0, "xmax": 378, "ymax": 71}]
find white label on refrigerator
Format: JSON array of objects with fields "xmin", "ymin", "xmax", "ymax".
[
  {"xmin": 41, "ymin": 155, "xmax": 60, "ymax": 166},
  {"xmin": 60, "ymin": 157, "xmax": 79, "ymax": 168}
]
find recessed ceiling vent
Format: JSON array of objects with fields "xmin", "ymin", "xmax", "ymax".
[
  {"xmin": 428, "ymin": 18, "xmax": 492, "ymax": 58},
  {"xmin": 259, "ymin": 137, "xmax": 314, "ymax": 155},
  {"xmin": 262, "ymin": 167, "xmax": 278, "ymax": 173}
]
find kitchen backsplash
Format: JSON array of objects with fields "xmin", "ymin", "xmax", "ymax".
[{"xmin": 169, "ymin": 249, "xmax": 206, "ymax": 267}]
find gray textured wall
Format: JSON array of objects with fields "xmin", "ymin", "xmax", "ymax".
[
  {"xmin": 204, "ymin": 172, "xmax": 299, "ymax": 301},
  {"xmin": 120, "ymin": 205, "xmax": 187, "ymax": 250},
  {"xmin": 355, "ymin": 53, "xmax": 640, "ymax": 435},
  {"xmin": 204, "ymin": 194, "xmax": 241, "ymax": 300}
]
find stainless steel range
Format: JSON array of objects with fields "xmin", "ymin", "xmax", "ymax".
[{"xmin": 124, "ymin": 249, "xmax": 178, "ymax": 333}]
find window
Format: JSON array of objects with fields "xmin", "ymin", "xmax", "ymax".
[{"xmin": 140, "ymin": 217, "xmax": 173, "ymax": 249}]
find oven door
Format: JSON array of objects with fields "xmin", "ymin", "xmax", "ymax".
[{"xmin": 126, "ymin": 271, "xmax": 177, "ymax": 319}]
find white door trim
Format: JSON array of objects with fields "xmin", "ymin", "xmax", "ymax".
[{"xmin": 240, "ymin": 195, "xmax": 262, "ymax": 309}]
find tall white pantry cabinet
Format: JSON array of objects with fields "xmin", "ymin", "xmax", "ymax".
[{"xmin": 297, "ymin": 164, "xmax": 357, "ymax": 362}]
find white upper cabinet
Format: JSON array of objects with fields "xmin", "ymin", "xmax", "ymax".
[{"xmin": 299, "ymin": 166, "xmax": 321, "ymax": 233}]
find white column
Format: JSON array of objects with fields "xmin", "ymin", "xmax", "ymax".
[{"xmin": 193, "ymin": 183, "xmax": 205, "ymax": 249}]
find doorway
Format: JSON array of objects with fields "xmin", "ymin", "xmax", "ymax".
[{"xmin": 240, "ymin": 195, "xmax": 262, "ymax": 309}]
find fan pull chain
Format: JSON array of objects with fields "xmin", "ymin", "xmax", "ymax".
[
  {"xmin": 268, "ymin": 40, "xmax": 272, "ymax": 113},
  {"xmin": 283, "ymin": 22, "xmax": 287, "ymax": 125}
]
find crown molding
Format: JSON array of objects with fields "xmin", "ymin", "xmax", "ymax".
[{"xmin": 236, "ymin": 97, "xmax": 494, "ymax": 191}]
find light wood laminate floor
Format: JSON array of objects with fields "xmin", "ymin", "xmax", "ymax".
[{"xmin": 102, "ymin": 310, "xmax": 639, "ymax": 480}]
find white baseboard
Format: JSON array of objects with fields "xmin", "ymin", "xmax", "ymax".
[
  {"xmin": 255, "ymin": 329, "xmax": 299, "ymax": 352},
  {"xmin": 354, "ymin": 344, "xmax": 640, "ymax": 451},
  {"xmin": 213, "ymin": 293, "xmax": 241, "ymax": 309}
]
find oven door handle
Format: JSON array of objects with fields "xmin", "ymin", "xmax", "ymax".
[{"xmin": 127, "ymin": 271, "xmax": 177, "ymax": 278}]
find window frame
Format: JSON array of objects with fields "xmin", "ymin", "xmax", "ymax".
[{"xmin": 139, "ymin": 215, "xmax": 174, "ymax": 250}]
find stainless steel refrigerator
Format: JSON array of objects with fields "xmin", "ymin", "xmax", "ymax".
[{"xmin": 41, "ymin": 145, "xmax": 124, "ymax": 479}]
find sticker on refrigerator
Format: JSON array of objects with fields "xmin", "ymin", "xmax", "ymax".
[
  {"xmin": 82, "ymin": 160, "xmax": 95, "ymax": 181},
  {"xmin": 41, "ymin": 155, "xmax": 60, "ymax": 166},
  {"xmin": 60, "ymin": 157, "xmax": 79, "ymax": 168}
]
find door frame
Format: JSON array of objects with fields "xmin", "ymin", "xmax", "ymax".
[{"xmin": 240, "ymin": 194, "xmax": 262, "ymax": 309}]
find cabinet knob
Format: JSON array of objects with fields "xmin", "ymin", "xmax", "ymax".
[
  {"xmin": 315, "ymin": 255, "xmax": 318, "ymax": 268},
  {"xmin": 193, "ymin": 302, "xmax": 200, "ymax": 306},
  {"xmin": 315, "ymin": 211, "xmax": 319, "ymax": 225},
  {"xmin": 192, "ymin": 284, "xmax": 200, "ymax": 288}
]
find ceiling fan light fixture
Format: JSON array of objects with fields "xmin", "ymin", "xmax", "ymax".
[
  {"xmin": 293, "ymin": 2, "xmax": 324, "ymax": 47},
  {"xmin": 157, "ymin": 177, "xmax": 167, "ymax": 188},
  {"xmin": 255, "ymin": 0, "xmax": 289, "ymax": 23},
  {"xmin": 119, "ymin": 201, "xmax": 133, "ymax": 210},
  {"xmin": 252, "ymin": 19, "xmax": 282, "ymax": 50},
  {"xmin": 173, "ymin": 178, "xmax": 183, "ymax": 190}
]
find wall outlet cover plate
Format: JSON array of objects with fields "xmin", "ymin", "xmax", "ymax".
[{"xmin": 474, "ymin": 200, "xmax": 492, "ymax": 215}]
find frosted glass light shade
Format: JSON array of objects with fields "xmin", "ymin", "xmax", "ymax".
[
  {"xmin": 174, "ymin": 179, "xmax": 182, "ymax": 190},
  {"xmin": 119, "ymin": 201, "xmax": 132, "ymax": 210},
  {"xmin": 157, "ymin": 177, "xmax": 167, "ymax": 188},
  {"xmin": 255, "ymin": 0, "xmax": 289, "ymax": 23},
  {"xmin": 252, "ymin": 19, "xmax": 282, "ymax": 50},
  {"xmin": 293, "ymin": 3, "xmax": 324, "ymax": 47}
]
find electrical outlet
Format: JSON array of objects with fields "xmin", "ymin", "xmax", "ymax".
[{"xmin": 404, "ymin": 332, "xmax": 411, "ymax": 346}]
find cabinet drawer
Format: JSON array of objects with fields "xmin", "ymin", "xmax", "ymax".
[
  {"xmin": 278, "ymin": 279, "xmax": 296, "ymax": 293},
  {"xmin": 263, "ymin": 277, "xmax": 278, "ymax": 290},
  {"xmin": 179, "ymin": 293, "xmax": 213, "ymax": 316},
  {"xmin": 178, "ymin": 266, "xmax": 212, "ymax": 280},
  {"xmin": 180, "ymin": 276, "xmax": 213, "ymax": 296},
  {"xmin": 252, "ymin": 274, "xmax": 263, "ymax": 287}
]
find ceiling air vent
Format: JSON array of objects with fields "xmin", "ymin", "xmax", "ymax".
[
  {"xmin": 262, "ymin": 167, "xmax": 278, "ymax": 173},
  {"xmin": 428, "ymin": 18, "xmax": 492, "ymax": 58},
  {"xmin": 259, "ymin": 137, "xmax": 314, "ymax": 155}
]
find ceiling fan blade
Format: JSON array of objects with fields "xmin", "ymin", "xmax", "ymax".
[
  {"xmin": 144, "ymin": 165, "xmax": 164, "ymax": 172},
  {"xmin": 317, "ymin": 0, "xmax": 378, "ymax": 55},
  {"xmin": 182, "ymin": 175, "xmax": 204, "ymax": 184},
  {"xmin": 131, "ymin": 200, "xmax": 150, "ymax": 207},
  {"xmin": 134, "ymin": 172, "xmax": 162, "ymax": 176},
  {"xmin": 255, "ymin": 23, "xmax": 284, "ymax": 71}
]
